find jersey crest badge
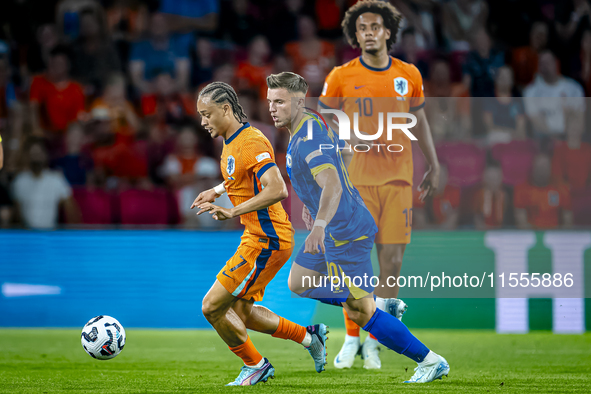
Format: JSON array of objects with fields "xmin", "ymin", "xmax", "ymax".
[
  {"xmin": 227, "ymin": 155, "xmax": 236, "ymax": 176},
  {"xmin": 394, "ymin": 77, "xmax": 409, "ymax": 96},
  {"xmin": 286, "ymin": 154, "xmax": 292, "ymax": 168}
]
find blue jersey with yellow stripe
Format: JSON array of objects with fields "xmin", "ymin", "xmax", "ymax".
[{"xmin": 286, "ymin": 115, "xmax": 377, "ymax": 243}]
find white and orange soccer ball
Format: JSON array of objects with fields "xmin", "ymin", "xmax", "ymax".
[{"xmin": 81, "ymin": 315, "xmax": 126, "ymax": 360}]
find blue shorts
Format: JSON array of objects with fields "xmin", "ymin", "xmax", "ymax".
[{"xmin": 293, "ymin": 235, "xmax": 375, "ymax": 299}]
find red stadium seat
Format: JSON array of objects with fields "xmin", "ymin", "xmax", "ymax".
[
  {"xmin": 72, "ymin": 187, "xmax": 115, "ymax": 225},
  {"xmin": 118, "ymin": 189, "xmax": 171, "ymax": 225}
]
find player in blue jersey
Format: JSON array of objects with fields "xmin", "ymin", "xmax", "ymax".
[{"xmin": 266, "ymin": 71, "xmax": 450, "ymax": 383}]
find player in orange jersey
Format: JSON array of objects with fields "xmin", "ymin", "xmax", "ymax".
[
  {"xmin": 318, "ymin": 0, "xmax": 440, "ymax": 369},
  {"xmin": 191, "ymin": 82, "xmax": 328, "ymax": 386}
]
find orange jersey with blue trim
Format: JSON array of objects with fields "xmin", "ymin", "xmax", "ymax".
[
  {"xmin": 319, "ymin": 56, "xmax": 425, "ymax": 187},
  {"xmin": 221, "ymin": 122, "xmax": 293, "ymax": 250}
]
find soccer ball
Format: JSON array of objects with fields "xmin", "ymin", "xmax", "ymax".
[{"xmin": 81, "ymin": 315, "xmax": 126, "ymax": 360}]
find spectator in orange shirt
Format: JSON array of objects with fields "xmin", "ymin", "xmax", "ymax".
[
  {"xmin": 514, "ymin": 154, "xmax": 573, "ymax": 229},
  {"xmin": 511, "ymin": 21, "xmax": 548, "ymax": 88},
  {"xmin": 284, "ymin": 16, "xmax": 335, "ymax": 96},
  {"xmin": 88, "ymin": 108, "xmax": 147, "ymax": 184},
  {"xmin": 236, "ymin": 35, "xmax": 271, "ymax": 99},
  {"xmin": 551, "ymin": 108, "xmax": 591, "ymax": 192},
  {"xmin": 414, "ymin": 166, "xmax": 460, "ymax": 230},
  {"xmin": 90, "ymin": 73, "xmax": 138, "ymax": 144},
  {"xmin": 29, "ymin": 46, "xmax": 86, "ymax": 138},
  {"xmin": 473, "ymin": 162, "xmax": 507, "ymax": 229}
]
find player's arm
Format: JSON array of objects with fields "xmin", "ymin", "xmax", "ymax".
[
  {"xmin": 413, "ymin": 107, "xmax": 441, "ymax": 201},
  {"xmin": 304, "ymin": 167, "xmax": 342, "ymax": 255},
  {"xmin": 190, "ymin": 182, "xmax": 225, "ymax": 209},
  {"xmin": 197, "ymin": 166, "xmax": 288, "ymax": 220}
]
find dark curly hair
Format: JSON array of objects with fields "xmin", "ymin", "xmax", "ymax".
[{"xmin": 341, "ymin": 0, "xmax": 403, "ymax": 52}]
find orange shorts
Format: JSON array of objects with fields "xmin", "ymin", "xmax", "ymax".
[
  {"xmin": 356, "ymin": 182, "xmax": 413, "ymax": 245},
  {"xmin": 217, "ymin": 245, "xmax": 293, "ymax": 301}
]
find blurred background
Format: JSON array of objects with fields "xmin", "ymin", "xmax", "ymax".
[
  {"xmin": 0, "ymin": 0, "xmax": 590, "ymax": 332},
  {"xmin": 0, "ymin": 0, "xmax": 590, "ymax": 230}
]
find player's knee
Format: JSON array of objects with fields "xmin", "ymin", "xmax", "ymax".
[
  {"xmin": 201, "ymin": 297, "xmax": 219, "ymax": 323},
  {"xmin": 287, "ymin": 273, "xmax": 301, "ymax": 294},
  {"xmin": 288, "ymin": 270, "xmax": 306, "ymax": 294}
]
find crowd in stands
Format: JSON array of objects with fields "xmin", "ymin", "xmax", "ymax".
[{"xmin": 0, "ymin": 0, "xmax": 590, "ymax": 230}]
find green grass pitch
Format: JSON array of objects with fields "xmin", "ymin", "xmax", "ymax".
[{"xmin": 0, "ymin": 329, "xmax": 590, "ymax": 393}]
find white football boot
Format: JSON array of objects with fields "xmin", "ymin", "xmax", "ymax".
[
  {"xmin": 404, "ymin": 352, "xmax": 450, "ymax": 383},
  {"xmin": 333, "ymin": 335, "xmax": 361, "ymax": 369},
  {"xmin": 361, "ymin": 336, "xmax": 381, "ymax": 369}
]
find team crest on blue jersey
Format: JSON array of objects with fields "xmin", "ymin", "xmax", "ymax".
[
  {"xmin": 286, "ymin": 154, "xmax": 292, "ymax": 168},
  {"xmin": 227, "ymin": 155, "xmax": 236, "ymax": 176},
  {"xmin": 394, "ymin": 77, "xmax": 409, "ymax": 96}
]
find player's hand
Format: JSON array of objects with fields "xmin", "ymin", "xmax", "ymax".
[
  {"xmin": 418, "ymin": 165, "xmax": 440, "ymax": 202},
  {"xmin": 190, "ymin": 188, "xmax": 220, "ymax": 209},
  {"xmin": 196, "ymin": 202, "xmax": 234, "ymax": 220},
  {"xmin": 304, "ymin": 226, "xmax": 326, "ymax": 255},
  {"xmin": 302, "ymin": 205, "xmax": 314, "ymax": 231}
]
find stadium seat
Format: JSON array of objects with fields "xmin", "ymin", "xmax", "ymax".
[
  {"xmin": 118, "ymin": 189, "xmax": 171, "ymax": 225},
  {"xmin": 72, "ymin": 187, "xmax": 115, "ymax": 225},
  {"xmin": 437, "ymin": 141, "xmax": 486, "ymax": 188}
]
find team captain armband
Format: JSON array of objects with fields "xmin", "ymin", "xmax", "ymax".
[{"xmin": 256, "ymin": 152, "xmax": 271, "ymax": 162}]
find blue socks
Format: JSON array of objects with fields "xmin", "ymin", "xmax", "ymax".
[{"xmin": 362, "ymin": 308, "xmax": 430, "ymax": 363}]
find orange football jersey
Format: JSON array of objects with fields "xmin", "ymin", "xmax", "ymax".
[
  {"xmin": 319, "ymin": 56, "xmax": 425, "ymax": 186},
  {"xmin": 221, "ymin": 123, "xmax": 293, "ymax": 250}
]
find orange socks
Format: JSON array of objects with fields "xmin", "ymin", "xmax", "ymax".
[
  {"xmin": 228, "ymin": 336, "xmax": 263, "ymax": 367},
  {"xmin": 343, "ymin": 308, "xmax": 378, "ymax": 340},
  {"xmin": 343, "ymin": 308, "xmax": 360, "ymax": 337},
  {"xmin": 272, "ymin": 317, "xmax": 307, "ymax": 344}
]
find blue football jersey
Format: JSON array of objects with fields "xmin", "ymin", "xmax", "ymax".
[{"xmin": 286, "ymin": 114, "xmax": 377, "ymax": 243}]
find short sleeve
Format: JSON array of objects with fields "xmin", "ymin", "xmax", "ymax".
[
  {"xmin": 408, "ymin": 64, "xmax": 425, "ymax": 112},
  {"xmin": 513, "ymin": 184, "xmax": 529, "ymax": 209},
  {"xmin": 243, "ymin": 137, "xmax": 276, "ymax": 180},
  {"xmin": 54, "ymin": 172, "xmax": 72, "ymax": 200},
  {"xmin": 319, "ymin": 67, "xmax": 343, "ymax": 110},
  {"xmin": 298, "ymin": 134, "xmax": 338, "ymax": 180}
]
